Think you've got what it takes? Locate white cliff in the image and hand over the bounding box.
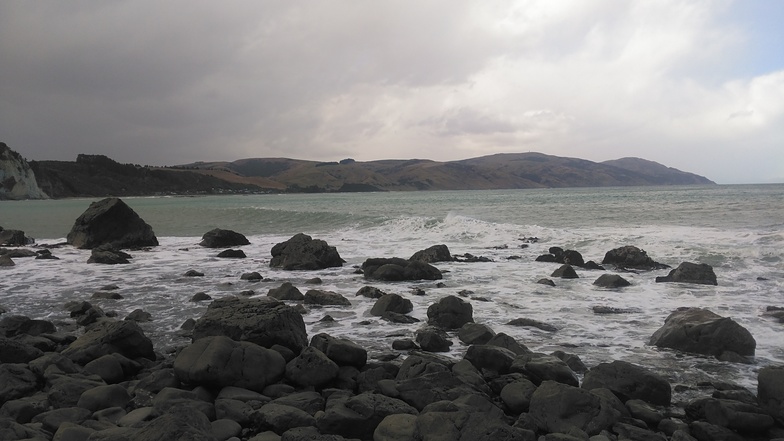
[0,142,48,200]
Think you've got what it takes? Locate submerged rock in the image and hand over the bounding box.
[593,273,631,288]
[199,228,249,248]
[67,197,158,249]
[362,257,442,281]
[655,261,718,285]
[602,245,669,270]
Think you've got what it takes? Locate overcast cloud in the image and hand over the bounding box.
[1,0,782,183]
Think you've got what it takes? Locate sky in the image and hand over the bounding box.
[1,1,782,184]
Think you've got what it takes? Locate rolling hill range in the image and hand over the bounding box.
[176,152,715,193]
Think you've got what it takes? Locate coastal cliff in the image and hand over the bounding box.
[0,142,48,200]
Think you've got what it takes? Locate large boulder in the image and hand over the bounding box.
[370,294,413,316]
[362,257,442,281]
[0,229,32,246]
[310,333,367,368]
[66,198,158,249]
[409,244,452,263]
[528,381,622,436]
[174,336,285,393]
[655,262,718,285]
[270,233,344,270]
[285,347,340,388]
[61,320,155,365]
[602,245,669,270]
[758,365,784,424]
[192,296,308,353]
[317,392,418,440]
[649,307,756,359]
[427,295,473,329]
[581,360,672,406]
[199,228,250,248]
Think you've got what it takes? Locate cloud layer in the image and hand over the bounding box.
[1,0,782,183]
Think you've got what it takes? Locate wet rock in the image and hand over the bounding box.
[0,337,44,363]
[1,315,56,337]
[537,278,556,286]
[507,317,558,332]
[426,295,473,329]
[602,245,669,270]
[758,365,784,424]
[184,269,204,277]
[91,291,123,300]
[649,307,755,360]
[0,255,14,266]
[270,233,344,270]
[174,335,285,393]
[268,282,304,301]
[124,309,152,322]
[252,402,316,434]
[511,353,579,387]
[32,406,92,434]
[593,274,631,288]
[362,257,442,281]
[703,398,774,434]
[241,271,263,281]
[551,350,588,374]
[304,289,351,306]
[310,333,367,368]
[458,322,495,345]
[217,249,246,258]
[192,296,308,353]
[655,262,718,285]
[200,228,250,248]
[67,197,158,249]
[464,344,516,374]
[0,363,39,403]
[593,306,635,314]
[528,381,622,436]
[374,413,417,441]
[76,384,131,412]
[370,294,413,316]
[317,391,418,440]
[285,347,339,388]
[87,247,132,264]
[0,229,31,246]
[355,286,386,298]
[415,327,452,352]
[133,406,214,441]
[500,378,538,414]
[61,319,155,365]
[191,292,212,302]
[582,360,672,406]
[486,333,531,355]
[551,264,579,279]
[410,244,453,263]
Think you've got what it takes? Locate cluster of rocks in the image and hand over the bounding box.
[0,290,782,441]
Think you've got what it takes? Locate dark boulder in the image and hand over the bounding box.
[240,271,263,281]
[506,317,558,332]
[551,264,579,279]
[593,274,631,288]
[758,365,784,424]
[87,247,132,264]
[66,197,158,249]
[0,364,39,403]
[649,307,756,359]
[199,228,249,248]
[486,332,531,355]
[464,344,516,374]
[511,353,579,387]
[270,233,344,270]
[217,249,246,258]
[582,360,672,406]
[355,286,386,298]
[528,381,622,436]
[409,244,453,263]
[602,245,669,270]
[310,333,367,368]
[655,262,718,285]
[174,335,285,393]
[61,320,155,365]
[317,392,418,440]
[427,295,473,329]
[304,289,351,306]
[192,296,308,353]
[362,257,442,281]
[0,255,13,266]
[458,322,495,345]
[285,347,340,388]
[370,294,413,316]
[415,327,452,352]
[0,229,31,246]
[268,282,304,301]
[536,247,585,266]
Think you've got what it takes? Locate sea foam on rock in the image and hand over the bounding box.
[66,197,158,249]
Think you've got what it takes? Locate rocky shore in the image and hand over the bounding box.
[1,198,783,441]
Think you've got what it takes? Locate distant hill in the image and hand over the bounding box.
[177,152,715,192]
[21,146,714,199]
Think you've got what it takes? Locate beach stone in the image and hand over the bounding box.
[373,413,417,441]
[192,296,308,353]
[362,257,443,281]
[427,295,473,329]
[655,262,718,285]
[464,344,516,374]
[61,319,155,365]
[593,274,631,288]
[317,391,418,440]
[528,381,621,436]
[758,365,784,424]
[83,355,125,384]
[32,407,92,434]
[511,353,579,387]
[415,327,452,352]
[649,307,756,359]
[0,336,44,363]
[76,384,131,412]
[689,421,746,441]
[0,363,39,403]
[602,245,668,270]
[500,378,538,414]
[304,289,351,306]
[133,406,214,441]
[270,233,344,270]
[409,244,452,263]
[241,271,263,281]
[551,264,579,279]
[310,333,367,368]
[703,398,774,433]
[285,346,339,387]
[252,402,317,433]
[67,197,158,249]
[271,391,324,416]
[211,418,242,440]
[217,249,246,258]
[458,322,495,345]
[613,422,668,441]
[582,360,672,406]
[267,282,303,301]
[370,294,413,316]
[124,308,152,322]
[87,247,132,264]
[0,393,50,424]
[0,418,49,440]
[487,332,532,355]
[355,286,386,298]
[174,335,285,393]
[200,228,250,248]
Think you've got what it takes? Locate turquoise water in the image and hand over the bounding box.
[1,184,783,393]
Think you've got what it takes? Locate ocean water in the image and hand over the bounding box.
[1,184,783,399]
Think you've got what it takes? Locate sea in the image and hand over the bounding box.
[1,184,783,401]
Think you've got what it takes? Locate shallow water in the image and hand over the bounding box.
[1,185,783,397]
